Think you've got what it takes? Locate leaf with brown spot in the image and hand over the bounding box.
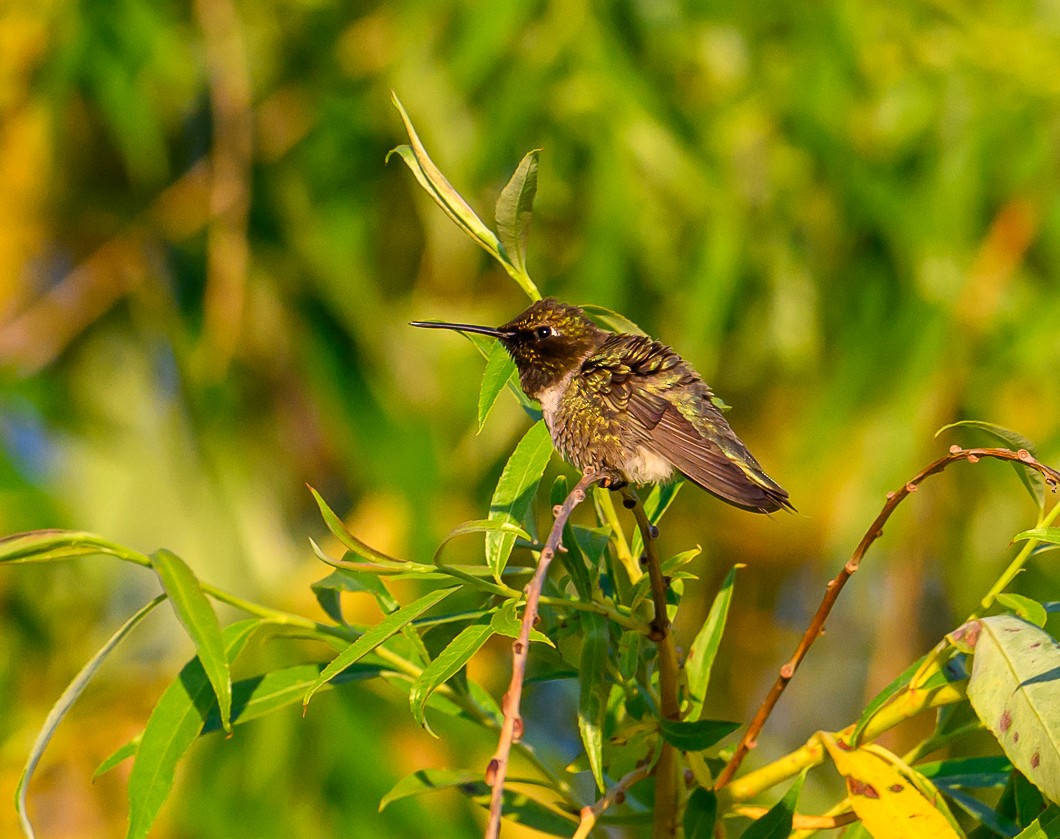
[820,734,963,838]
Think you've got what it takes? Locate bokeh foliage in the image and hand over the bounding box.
[1,0,1059,836]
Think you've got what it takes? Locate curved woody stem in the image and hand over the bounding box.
[714,445,1060,790]
[485,471,603,839]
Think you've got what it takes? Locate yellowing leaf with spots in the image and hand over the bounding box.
[820,734,963,839]
[962,615,1060,804]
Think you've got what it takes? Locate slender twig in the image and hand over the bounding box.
[485,471,603,839]
[715,445,1060,790]
[620,486,682,839]
[572,762,653,839]
[734,804,858,831]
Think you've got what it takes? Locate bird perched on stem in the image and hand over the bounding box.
[412,297,792,514]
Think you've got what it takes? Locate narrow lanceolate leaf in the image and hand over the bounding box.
[965,615,1060,804]
[486,420,554,580]
[409,623,494,732]
[820,735,963,839]
[494,149,541,294]
[1013,527,1060,548]
[310,568,396,625]
[304,587,458,709]
[308,486,402,564]
[685,565,739,720]
[659,719,740,752]
[464,331,541,420]
[0,529,149,566]
[17,596,164,839]
[852,654,928,745]
[126,619,262,839]
[478,341,517,432]
[150,550,231,733]
[433,519,531,565]
[379,768,481,811]
[1015,805,1060,839]
[94,737,140,778]
[489,599,553,647]
[684,788,718,839]
[997,593,1049,627]
[578,612,609,792]
[741,770,806,839]
[936,420,1045,511]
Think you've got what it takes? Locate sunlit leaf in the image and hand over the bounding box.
[17,596,164,839]
[578,612,609,792]
[684,565,739,720]
[308,486,402,564]
[150,549,231,733]
[965,615,1060,804]
[304,586,458,708]
[478,341,517,432]
[1015,805,1060,838]
[821,735,963,839]
[486,420,554,579]
[433,519,530,564]
[495,149,541,293]
[997,593,1049,627]
[409,622,493,732]
[0,529,148,566]
[489,599,553,646]
[379,768,481,811]
[126,619,262,839]
[311,569,395,625]
[1013,527,1060,548]
[94,737,140,779]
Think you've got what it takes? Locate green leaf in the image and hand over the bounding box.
[304,587,458,708]
[308,486,402,564]
[630,479,683,559]
[489,599,554,647]
[150,550,231,733]
[660,719,741,752]
[940,787,1020,837]
[17,596,164,839]
[486,420,554,579]
[388,94,541,301]
[433,519,531,564]
[578,612,609,792]
[936,421,1045,512]
[998,593,1049,627]
[379,768,480,811]
[0,529,149,566]
[478,341,517,432]
[409,623,494,732]
[495,149,540,287]
[203,662,388,734]
[1015,805,1060,838]
[966,615,1060,804]
[310,569,395,625]
[464,331,542,420]
[94,737,140,779]
[917,755,1012,788]
[1013,527,1060,548]
[126,619,262,839]
[684,787,718,839]
[580,304,648,336]
[741,771,805,839]
[684,565,739,720]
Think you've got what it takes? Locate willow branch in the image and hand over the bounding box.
[621,486,681,839]
[715,445,1060,790]
[485,471,603,839]
[572,762,653,839]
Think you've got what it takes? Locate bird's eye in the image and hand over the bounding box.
[534,326,552,340]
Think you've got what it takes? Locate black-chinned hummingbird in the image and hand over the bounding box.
[411,298,792,514]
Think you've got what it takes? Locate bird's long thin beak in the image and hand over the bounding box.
[409,320,512,338]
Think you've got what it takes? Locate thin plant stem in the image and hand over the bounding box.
[572,762,653,839]
[485,471,603,839]
[620,486,681,839]
[714,445,1060,790]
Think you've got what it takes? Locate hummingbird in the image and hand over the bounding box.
[411,298,792,514]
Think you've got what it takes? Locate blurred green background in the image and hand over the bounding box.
[1,0,1059,836]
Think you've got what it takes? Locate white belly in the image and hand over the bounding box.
[623,447,675,483]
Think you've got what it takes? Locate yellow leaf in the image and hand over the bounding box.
[820,734,963,839]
